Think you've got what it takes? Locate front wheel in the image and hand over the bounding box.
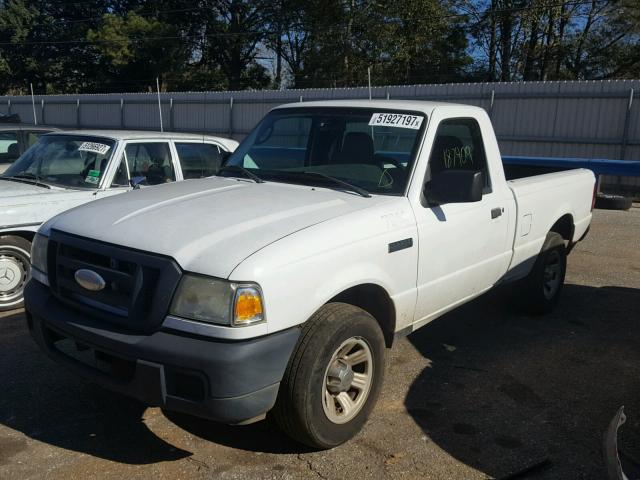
[273,303,386,449]
[0,236,32,311]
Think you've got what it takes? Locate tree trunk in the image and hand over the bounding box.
[488,0,498,81]
[499,0,513,82]
[523,7,540,81]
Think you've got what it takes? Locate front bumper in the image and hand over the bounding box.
[25,280,300,424]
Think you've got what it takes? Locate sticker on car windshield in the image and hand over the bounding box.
[368,113,424,130]
[78,142,110,155]
[84,170,102,184]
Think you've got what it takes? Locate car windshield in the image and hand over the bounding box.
[224,107,426,195]
[2,135,116,189]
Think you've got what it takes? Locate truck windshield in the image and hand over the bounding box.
[224,107,426,195]
[2,135,116,189]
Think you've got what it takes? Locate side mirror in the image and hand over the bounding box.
[129,176,147,189]
[424,170,484,205]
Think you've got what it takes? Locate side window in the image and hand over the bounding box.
[124,142,175,185]
[26,131,46,147]
[0,131,19,164]
[428,118,490,191]
[175,142,222,179]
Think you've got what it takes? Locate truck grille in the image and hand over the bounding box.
[48,230,182,332]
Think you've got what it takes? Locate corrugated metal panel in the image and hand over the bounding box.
[2,80,639,192]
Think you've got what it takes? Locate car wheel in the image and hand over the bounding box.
[273,303,386,449]
[514,232,567,315]
[0,235,32,311]
[595,194,633,211]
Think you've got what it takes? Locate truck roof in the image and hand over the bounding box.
[273,99,483,115]
[45,129,237,149]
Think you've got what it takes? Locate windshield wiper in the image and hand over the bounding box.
[293,171,371,198]
[216,165,265,183]
[0,173,50,189]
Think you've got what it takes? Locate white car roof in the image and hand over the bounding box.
[273,99,482,115]
[44,130,238,151]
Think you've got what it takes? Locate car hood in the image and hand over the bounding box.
[0,179,55,198]
[45,177,380,278]
[0,179,94,228]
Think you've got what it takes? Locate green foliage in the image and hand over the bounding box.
[0,0,637,94]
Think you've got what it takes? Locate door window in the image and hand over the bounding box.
[0,131,19,164]
[110,158,130,187]
[428,118,491,191]
[123,142,175,185]
[175,142,223,179]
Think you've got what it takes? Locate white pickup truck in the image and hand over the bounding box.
[0,130,238,310]
[25,100,595,449]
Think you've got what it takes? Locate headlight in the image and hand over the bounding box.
[30,233,49,282]
[170,274,264,327]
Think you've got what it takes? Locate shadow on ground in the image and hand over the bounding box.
[404,283,640,479]
[0,311,311,466]
[0,311,190,465]
[2,282,639,475]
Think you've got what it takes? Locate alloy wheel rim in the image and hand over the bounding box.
[322,337,373,424]
[543,250,562,300]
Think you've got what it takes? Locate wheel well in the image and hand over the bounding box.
[0,230,35,243]
[549,214,574,243]
[329,284,396,347]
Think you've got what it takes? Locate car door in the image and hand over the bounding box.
[411,114,512,327]
[173,141,225,179]
[121,141,177,185]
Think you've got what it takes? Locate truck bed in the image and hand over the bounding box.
[504,168,595,282]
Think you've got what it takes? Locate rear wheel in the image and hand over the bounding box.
[273,303,386,449]
[514,232,566,315]
[0,236,31,311]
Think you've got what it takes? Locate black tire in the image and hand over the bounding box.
[0,235,32,311]
[595,194,633,211]
[273,303,386,449]
[514,232,566,315]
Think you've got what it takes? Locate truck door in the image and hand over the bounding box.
[412,116,512,326]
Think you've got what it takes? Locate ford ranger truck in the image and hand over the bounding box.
[0,130,238,310]
[24,101,595,449]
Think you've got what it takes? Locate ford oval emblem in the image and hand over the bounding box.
[74,269,106,292]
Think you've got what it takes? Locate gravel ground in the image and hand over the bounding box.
[1,206,639,480]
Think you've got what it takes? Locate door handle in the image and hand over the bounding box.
[491,207,503,219]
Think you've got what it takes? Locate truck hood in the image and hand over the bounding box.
[45,177,378,277]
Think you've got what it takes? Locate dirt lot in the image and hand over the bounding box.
[1,206,639,480]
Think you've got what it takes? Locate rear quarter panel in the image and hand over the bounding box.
[505,168,595,281]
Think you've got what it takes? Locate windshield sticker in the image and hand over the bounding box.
[84,175,100,184]
[78,142,110,155]
[87,169,101,178]
[369,113,424,130]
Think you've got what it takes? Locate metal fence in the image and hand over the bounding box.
[1,79,639,192]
